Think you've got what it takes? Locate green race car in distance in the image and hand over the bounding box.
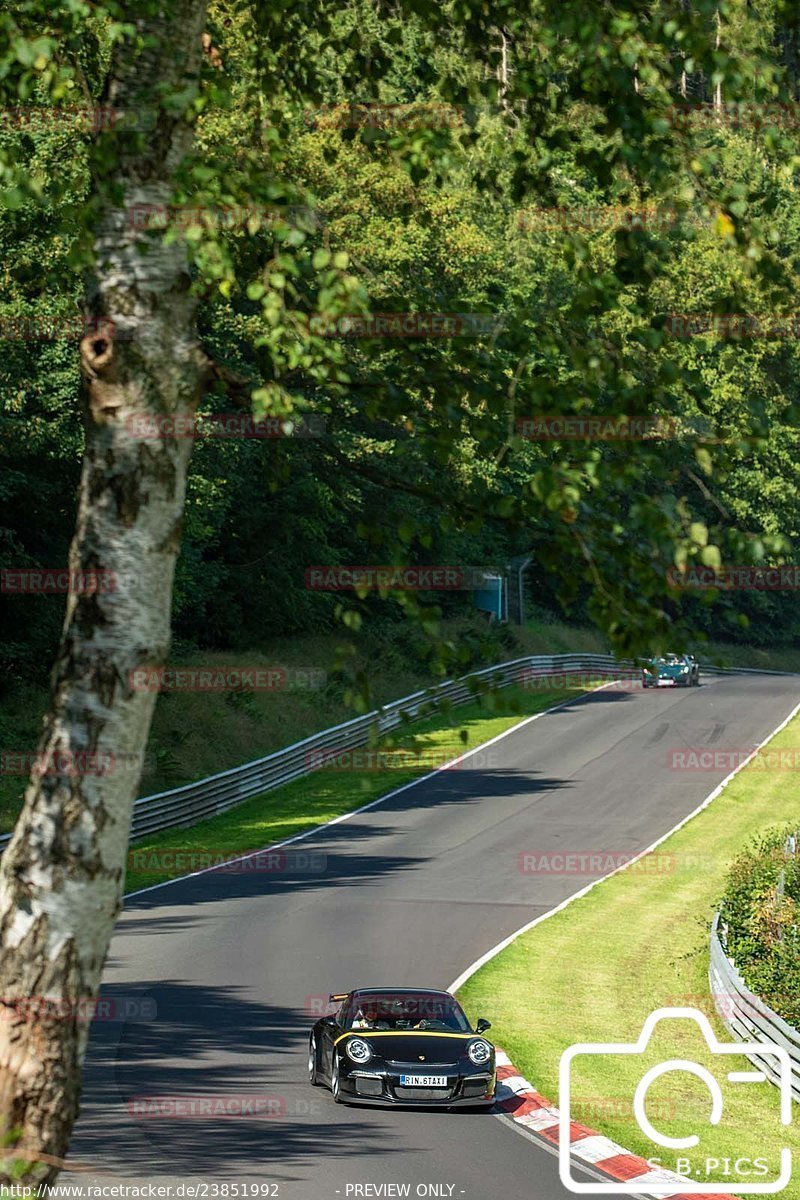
[642,653,700,688]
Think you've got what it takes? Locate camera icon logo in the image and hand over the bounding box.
[559,1008,792,1195]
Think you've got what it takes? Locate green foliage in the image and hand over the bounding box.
[720,823,800,1027]
[2,0,800,701]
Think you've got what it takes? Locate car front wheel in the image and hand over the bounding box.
[308,1035,321,1086]
[331,1054,343,1103]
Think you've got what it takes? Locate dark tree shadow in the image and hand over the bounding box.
[73,983,417,1178]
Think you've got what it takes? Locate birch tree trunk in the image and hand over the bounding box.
[714,8,723,110]
[497,27,510,114]
[0,1,208,1183]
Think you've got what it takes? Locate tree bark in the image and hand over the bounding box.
[714,8,722,110]
[497,26,510,113]
[0,1,208,1183]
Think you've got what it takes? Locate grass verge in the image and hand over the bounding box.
[123,681,589,894]
[458,704,800,1194]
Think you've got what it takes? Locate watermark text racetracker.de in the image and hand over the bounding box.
[515,206,688,234]
[304,748,499,772]
[664,313,800,338]
[668,747,800,771]
[0,314,118,341]
[305,566,491,591]
[572,1095,678,1123]
[668,564,800,590]
[1,995,156,1022]
[128,1095,320,1119]
[304,101,465,130]
[666,100,800,130]
[125,413,326,440]
[1,568,116,595]
[309,312,500,338]
[128,848,327,877]
[0,104,155,133]
[128,666,326,693]
[517,850,678,876]
[304,994,339,1016]
[516,667,642,690]
[515,415,675,441]
[127,202,320,233]
[664,992,800,1022]
[0,750,147,778]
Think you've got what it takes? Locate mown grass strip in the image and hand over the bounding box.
[458,706,800,1194]
[124,681,591,894]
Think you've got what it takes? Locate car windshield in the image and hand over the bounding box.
[343,992,471,1032]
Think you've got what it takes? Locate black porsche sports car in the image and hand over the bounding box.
[308,987,496,1108]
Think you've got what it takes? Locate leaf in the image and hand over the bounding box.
[398,518,415,544]
[700,545,722,569]
[715,212,735,238]
[694,447,713,476]
[0,189,26,210]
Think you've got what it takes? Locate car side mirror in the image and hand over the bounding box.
[475,1018,491,1034]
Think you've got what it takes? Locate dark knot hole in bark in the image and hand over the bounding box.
[80,332,115,376]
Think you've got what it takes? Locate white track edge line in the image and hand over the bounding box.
[448,692,800,992]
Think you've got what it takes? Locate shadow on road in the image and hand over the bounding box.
[73,982,407,1178]
[119,768,573,913]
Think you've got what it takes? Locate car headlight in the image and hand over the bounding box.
[468,1039,492,1066]
[345,1037,372,1064]
[680,665,689,672]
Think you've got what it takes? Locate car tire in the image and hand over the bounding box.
[308,1035,321,1086]
[331,1054,343,1103]
[692,674,700,686]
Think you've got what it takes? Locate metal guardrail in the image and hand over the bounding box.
[1,652,796,853]
[710,912,800,1102]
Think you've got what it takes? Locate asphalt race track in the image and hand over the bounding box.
[68,674,800,1200]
